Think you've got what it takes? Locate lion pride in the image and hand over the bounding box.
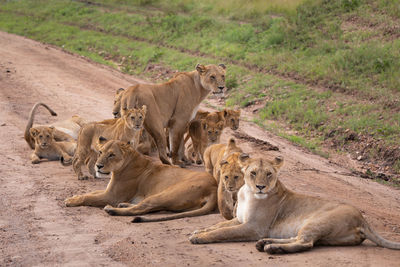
[120,64,226,167]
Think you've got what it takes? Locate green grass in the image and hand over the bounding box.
[0,0,399,176]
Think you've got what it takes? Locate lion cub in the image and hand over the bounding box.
[190,156,400,254]
[29,126,76,164]
[203,138,248,219]
[186,118,224,165]
[195,109,241,131]
[68,106,147,180]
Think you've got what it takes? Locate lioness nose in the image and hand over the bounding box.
[256,185,266,190]
[113,112,119,116]
[96,164,104,169]
[218,86,224,90]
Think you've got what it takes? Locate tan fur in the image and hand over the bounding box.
[190,156,400,254]
[194,109,241,130]
[65,139,217,222]
[120,64,226,167]
[69,106,146,180]
[203,138,247,219]
[24,102,86,149]
[29,126,76,164]
[186,118,224,165]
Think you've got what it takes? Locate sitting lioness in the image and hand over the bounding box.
[203,138,247,220]
[25,102,86,149]
[186,118,224,165]
[65,139,217,222]
[120,64,226,167]
[69,106,146,180]
[29,126,76,164]
[190,156,400,253]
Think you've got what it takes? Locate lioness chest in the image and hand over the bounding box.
[236,184,258,224]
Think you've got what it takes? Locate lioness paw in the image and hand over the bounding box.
[65,196,81,207]
[264,244,285,254]
[189,234,207,244]
[104,205,117,216]
[255,239,267,252]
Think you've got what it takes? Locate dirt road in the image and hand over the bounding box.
[0,31,399,266]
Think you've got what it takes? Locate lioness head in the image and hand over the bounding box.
[220,152,245,192]
[196,64,226,95]
[242,155,284,199]
[202,120,224,144]
[112,88,125,118]
[223,109,241,130]
[30,126,55,149]
[122,105,147,131]
[94,138,132,178]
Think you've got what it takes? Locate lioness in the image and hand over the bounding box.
[65,139,217,222]
[187,118,224,165]
[190,156,400,253]
[203,138,244,182]
[29,126,76,164]
[112,87,125,118]
[120,64,226,167]
[69,106,146,180]
[195,109,241,131]
[25,102,86,149]
[203,138,247,219]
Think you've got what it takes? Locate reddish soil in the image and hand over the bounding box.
[0,31,399,266]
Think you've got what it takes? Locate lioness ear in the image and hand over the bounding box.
[116,87,125,94]
[30,128,39,137]
[223,109,228,118]
[217,121,224,130]
[196,64,206,75]
[201,119,208,130]
[271,156,284,171]
[218,63,226,70]
[227,137,236,146]
[141,105,147,115]
[98,136,108,144]
[220,159,228,166]
[239,153,250,162]
[127,141,131,145]
[48,126,55,132]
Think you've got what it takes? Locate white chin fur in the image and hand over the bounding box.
[96,171,110,179]
[254,193,268,199]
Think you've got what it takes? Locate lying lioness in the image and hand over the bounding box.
[190,156,400,253]
[29,126,76,164]
[65,139,217,222]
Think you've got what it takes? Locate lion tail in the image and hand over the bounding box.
[131,192,217,223]
[24,102,58,149]
[361,221,400,249]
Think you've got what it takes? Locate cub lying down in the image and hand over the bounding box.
[65,139,217,222]
[29,126,76,164]
[190,156,400,254]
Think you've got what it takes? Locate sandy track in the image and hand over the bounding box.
[0,31,399,266]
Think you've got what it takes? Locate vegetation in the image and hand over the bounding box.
[0,0,399,181]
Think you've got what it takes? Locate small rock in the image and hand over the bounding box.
[357,155,363,161]
[1,123,6,126]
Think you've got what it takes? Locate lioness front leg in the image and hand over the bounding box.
[31,152,41,164]
[255,237,297,251]
[189,223,259,244]
[65,191,110,207]
[192,218,240,235]
[171,126,187,167]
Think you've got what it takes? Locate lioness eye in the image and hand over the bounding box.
[225,176,228,180]
[46,135,50,138]
[139,116,142,119]
[131,116,135,120]
[99,151,103,154]
[250,171,256,177]
[210,75,215,80]
[222,75,225,80]
[39,135,43,138]
[266,172,272,177]
[215,131,219,134]
[108,153,115,158]
[234,176,239,180]
[208,131,212,134]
